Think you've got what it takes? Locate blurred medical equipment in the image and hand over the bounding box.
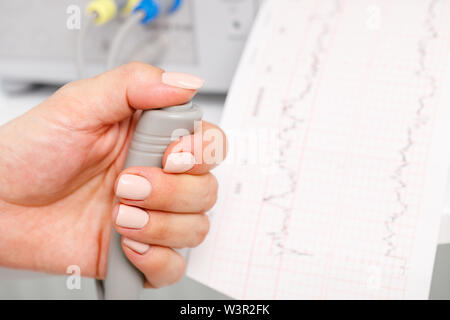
[0,0,260,93]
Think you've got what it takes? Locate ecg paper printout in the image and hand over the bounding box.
[187,0,450,299]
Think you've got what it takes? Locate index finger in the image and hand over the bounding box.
[162,121,228,175]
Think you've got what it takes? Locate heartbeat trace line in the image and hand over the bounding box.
[263,0,341,258]
[384,0,439,269]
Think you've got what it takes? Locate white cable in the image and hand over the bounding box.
[106,11,146,70]
[129,17,169,63]
[76,13,97,79]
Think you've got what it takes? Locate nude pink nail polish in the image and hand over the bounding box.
[116,204,149,229]
[163,152,196,173]
[123,238,150,254]
[116,174,151,200]
[162,72,205,90]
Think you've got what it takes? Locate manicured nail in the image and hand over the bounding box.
[116,204,149,229]
[116,174,151,200]
[163,152,196,173]
[123,238,150,254]
[162,72,205,90]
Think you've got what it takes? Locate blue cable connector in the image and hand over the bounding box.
[134,0,182,24]
[169,0,183,13]
[134,0,160,24]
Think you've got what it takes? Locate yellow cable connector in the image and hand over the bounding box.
[86,0,118,25]
[122,0,141,16]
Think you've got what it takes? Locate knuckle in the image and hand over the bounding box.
[201,174,218,211]
[189,215,210,247]
[122,61,146,74]
[121,62,163,79]
[148,250,186,288]
[148,250,171,276]
[172,257,187,284]
[148,214,171,242]
[216,126,229,161]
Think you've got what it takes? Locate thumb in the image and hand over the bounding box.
[41,62,204,127]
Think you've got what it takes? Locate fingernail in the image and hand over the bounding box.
[123,238,150,254]
[116,204,149,229]
[162,72,205,90]
[116,174,151,200]
[163,152,196,173]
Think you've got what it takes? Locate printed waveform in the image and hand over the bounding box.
[263,0,342,257]
[384,0,439,267]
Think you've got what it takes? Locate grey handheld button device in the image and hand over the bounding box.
[104,101,203,300]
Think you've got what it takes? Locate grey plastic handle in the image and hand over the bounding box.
[104,101,203,300]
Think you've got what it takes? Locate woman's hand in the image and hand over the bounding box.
[0,63,227,288]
